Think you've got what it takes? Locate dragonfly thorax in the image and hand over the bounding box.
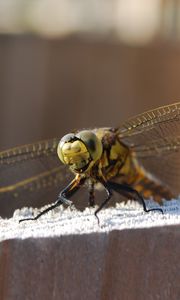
[57,130,103,173]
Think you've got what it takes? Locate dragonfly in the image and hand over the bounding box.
[0,102,180,222]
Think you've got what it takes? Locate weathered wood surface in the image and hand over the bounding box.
[0,202,180,300]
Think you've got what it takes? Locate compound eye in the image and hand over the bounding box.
[76,131,103,162]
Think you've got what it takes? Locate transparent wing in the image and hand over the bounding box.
[0,138,73,217]
[118,102,180,195]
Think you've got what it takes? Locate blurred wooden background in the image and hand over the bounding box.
[0,35,180,150]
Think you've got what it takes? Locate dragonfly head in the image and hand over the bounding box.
[57,130,103,173]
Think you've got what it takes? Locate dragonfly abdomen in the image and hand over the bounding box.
[133,174,174,203]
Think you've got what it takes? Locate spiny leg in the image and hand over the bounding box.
[19,176,86,222]
[88,181,95,207]
[94,180,112,224]
[108,181,163,214]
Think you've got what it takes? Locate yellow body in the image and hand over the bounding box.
[95,128,173,202]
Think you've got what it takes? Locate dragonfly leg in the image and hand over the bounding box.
[19,176,85,222]
[108,181,164,214]
[88,181,95,207]
[94,181,113,224]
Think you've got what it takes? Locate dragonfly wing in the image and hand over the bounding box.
[0,138,73,217]
[0,138,60,165]
[118,102,180,195]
